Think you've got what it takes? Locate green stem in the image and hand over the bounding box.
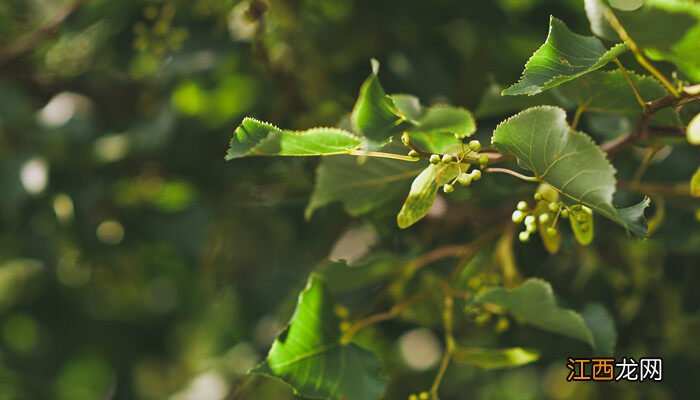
[613,58,647,109]
[571,105,585,130]
[430,287,455,400]
[486,168,539,182]
[347,149,419,162]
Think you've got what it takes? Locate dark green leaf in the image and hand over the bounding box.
[692,166,700,197]
[226,118,361,159]
[452,346,539,369]
[472,278,595,348]
[306,155,423,219]
[251,275,386,400]
[315,256,396,294]
[491,106,649,235]
[503,16,627,96]
[396,163,459,229]
[582,303,617,355]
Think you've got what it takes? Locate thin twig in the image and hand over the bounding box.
[485,167,539,182]
[571,105,585,130]
[613,58,647,109]
[0,0,86,66]
[430,287,455,400]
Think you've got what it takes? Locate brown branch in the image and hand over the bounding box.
[0,0,86,67]
[600,84,700,157]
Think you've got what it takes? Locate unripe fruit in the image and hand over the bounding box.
[430,154,440,164]
[470,169,482,181]
[561,209,569,218]
[548,202,559,212]
[408,149,419,158]
[495,317,510,333]
[401,132,410,146]
[409,395,418,400]
[469,140,482,152]
[573,204,583,211]
[583,206,593,215]
[517,201,528,211]
[479,154,489,165]
[524,215,536,226]
[546,227,557,237]
[458,173,472,186]
[442,154,453,163]
[443,183,454,193]
[580,222,589,232]
[512,210,525,223]
[577,214,587,223]
[418,392,430,400]
[539,213,550,223]
[534,192,543,201]
[518,231,530,242]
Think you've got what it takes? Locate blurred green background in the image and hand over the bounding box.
[1,0,699,399]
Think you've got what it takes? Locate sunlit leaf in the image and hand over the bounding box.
[503,16,627,96]
[691,166,700,197]
[226,118,361,159]
[472,278,595,348]
[251,275,386,400]
[688,112,700,145]
[491,106,649,235]
[452,346,539,369]
[396,163,459,228]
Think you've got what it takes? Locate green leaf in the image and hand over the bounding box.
[390,94,423,121]
[688,112,700,145]
[226,118,361,159]
[306,155,423,219]
[396,163,459,229]
[452,346,540,369]
[315,255,396,294]
[410,106,476,153]
[582,303,617,355]
[476,82,567,119]
[554,70,681,126]
[251,275,386,400]
[584,0,619,41]
[351,60,411,142]
[502,16,627,96]
[491,106,649,235]
[472,278,595,348]
[691,166,700,197]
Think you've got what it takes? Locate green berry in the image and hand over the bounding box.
[418,392,430,400]
[470,169,482,181]
[409,395,418,400]
[539,213,550,223]
[408,149,419,158]
[478,154,489,165]
[561,209,569,218]
[524,215,536,226]
[546,227,557,237]
[430,154,440,164]
[457,173,472,186]
[442,153,453,163]
[469,140,481,152]
[401,132,410,146]
[580,222,589,232]
[511,210,525,223]
[573,204,583,211]
[518,231,530,243]
[548,202,559,213]
[517,201,528,211]
[577,214,587,223]
[443,183,454,193]
[533,192,543,201]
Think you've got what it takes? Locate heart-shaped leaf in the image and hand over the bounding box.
[503,16,627,96]
[491,106,649,235]
[251,275,386,400]
[226,118,361,159]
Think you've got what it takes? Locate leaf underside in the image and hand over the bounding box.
[491,106,648,235]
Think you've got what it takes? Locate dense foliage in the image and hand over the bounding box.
[1,0,699,399]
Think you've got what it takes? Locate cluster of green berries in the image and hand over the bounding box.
[133,3,189,55]
[408,392,430,400]
[511,194,562,243]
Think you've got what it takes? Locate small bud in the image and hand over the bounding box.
[539,213,550,223]
[430,154,440,164]
[408,149,420,158]
[458,173,472,186]
[443,183,454,193]
[548,202,559,213]
[418,392,430,400]
[469,140,481,152]
[524,215,536,226]
[479,154,489,165]
[339,321,351,332]
[442,153,453,163]
[577,214,587,223]
[533,192,543,201]
[573,204,583,211]
[409,394,418,400]
[518,231,530,242]
[546,227,557,237]
[334,305,349,319]
[511,210,525,223]
[580,222,589,232]
[583,205,593,216]
[517,201,528,211]
[495,317,510,333]
[470,169,482,181]
[401,132,410,146]
[560,209,570,218]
